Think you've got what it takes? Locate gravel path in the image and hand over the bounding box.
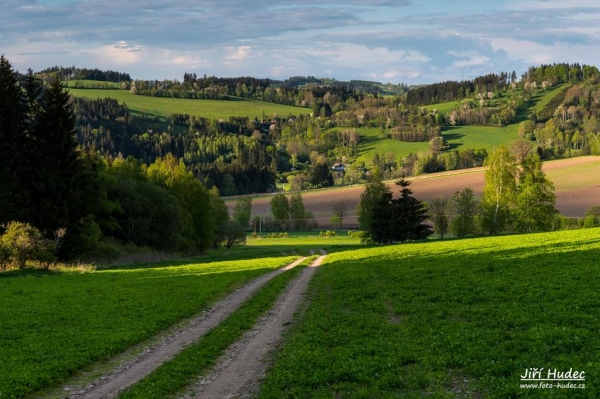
[58,257,308,399]
[182,251,327,399]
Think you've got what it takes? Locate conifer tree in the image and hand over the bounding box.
[27,78,97,256]
[0,56,26,225]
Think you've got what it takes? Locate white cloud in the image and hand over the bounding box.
[447,50,491,68]
[226,46,252,61]
[93,42,144,65]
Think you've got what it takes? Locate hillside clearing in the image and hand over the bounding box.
[68,88,308,120]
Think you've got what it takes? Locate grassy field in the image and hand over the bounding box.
[534,84,569,113]
[355,127,429,166]
[0,255,297,398]
[67,88,308,120]
[258,228,600,398]
[423,100,457,114]
[443,124,519,152]
[354,123,519,168]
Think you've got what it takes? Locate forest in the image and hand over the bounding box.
[0,57,230,263]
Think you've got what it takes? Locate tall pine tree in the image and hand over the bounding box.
[27,78,97,256]
[0,56,27,226]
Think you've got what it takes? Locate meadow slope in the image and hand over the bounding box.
[258,228,600,398]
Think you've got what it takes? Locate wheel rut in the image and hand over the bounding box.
[181,251,327,399]
[55,256,308,399]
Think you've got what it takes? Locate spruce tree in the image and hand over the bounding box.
[370,179,432,244]
[28,78,96,256]
[0,56,26,225]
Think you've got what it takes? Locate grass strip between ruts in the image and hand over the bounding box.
[117,257,315,399]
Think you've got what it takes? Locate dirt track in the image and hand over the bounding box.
[182,252,327,399]
[56,257,308,399]
[227,156,600,226]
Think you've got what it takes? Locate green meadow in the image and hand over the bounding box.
[3,228,599,398]
[258,228,600,398]
[67,88,308,120]
[355,127,429,165]
[0,255,296,398]
[355,124,519,167]
[443,124,519,152]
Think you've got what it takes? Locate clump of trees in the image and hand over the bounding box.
[358,170,432,244]
[426,147,559,238]
[266,193,318,231]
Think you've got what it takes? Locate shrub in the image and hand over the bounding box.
[347,230,367,239]
[0,222,49,269]
[583,215,599,229]
[319,230,337,238]
[558,216,581,230]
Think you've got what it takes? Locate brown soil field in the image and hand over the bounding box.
[226,156,600,228]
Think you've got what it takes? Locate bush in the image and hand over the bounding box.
[0,222,53,269]
[558,216,581,230]
[319,230,337,238]
[583,215,599,228]
[586,206,600,217]
[347,230,367,239]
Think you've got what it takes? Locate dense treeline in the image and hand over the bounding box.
[0,56,228,262]
[37,66,131,83]
[128,76,367,109]
[406,72,514,105]
[522,63,600,85]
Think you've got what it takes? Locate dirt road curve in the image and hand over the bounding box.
[183,252,327,399]
[62,257,308,399]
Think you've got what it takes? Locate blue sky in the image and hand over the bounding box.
[2,0,600,84]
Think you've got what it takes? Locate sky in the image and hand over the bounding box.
[2,0,600,84]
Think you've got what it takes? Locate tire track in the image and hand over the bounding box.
[58,257,308,399]
[183,252,327,399]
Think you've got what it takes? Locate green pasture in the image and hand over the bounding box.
[355,124,518,168]
[0,255,297,398]
[67,88,308,120]
[423,100,457,114]
[533,84,569,113]
[355,127,429,166]
[442,124,519,153]
[259,228,600,398]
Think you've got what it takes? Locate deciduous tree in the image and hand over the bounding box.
[233,197,252,228]
[357,168,387,235]
[450,188,478,237]
[331,201,348,229]
[428,196,450,239]
[270,194,289,230]
[289,192,307,230]
[481,146,517,235]
[514,155,557,232]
